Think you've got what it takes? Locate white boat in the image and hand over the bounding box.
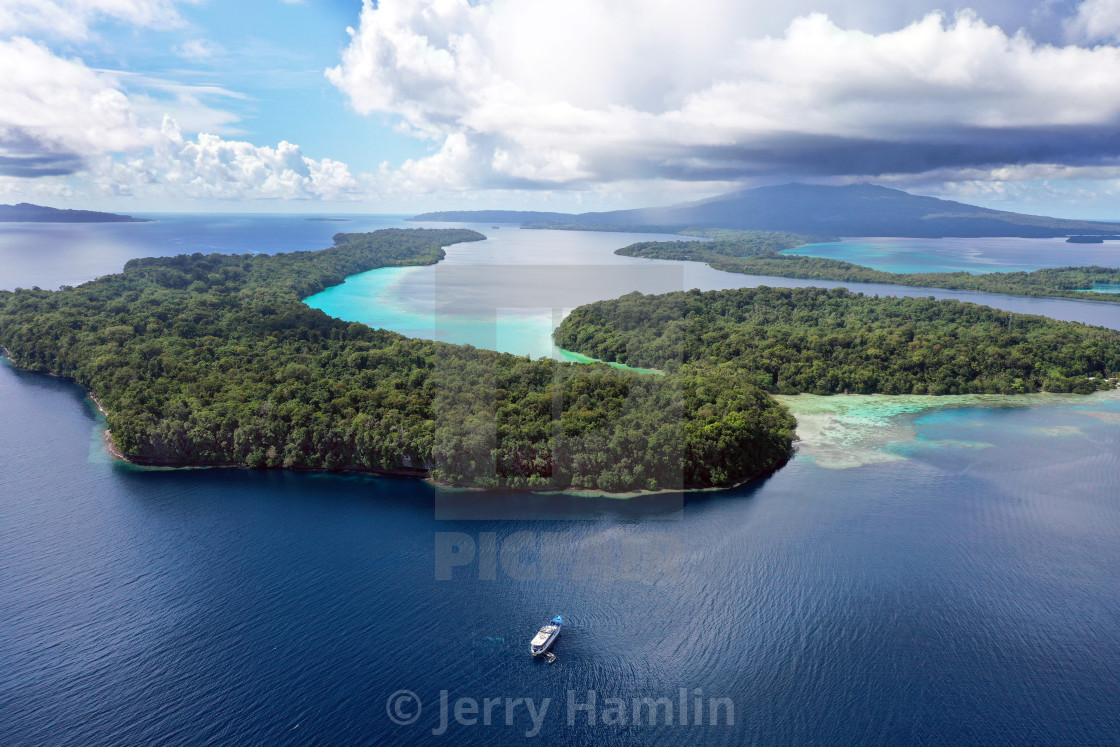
[530,615,562,656]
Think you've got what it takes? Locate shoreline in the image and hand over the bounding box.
[0,345,774,496]
[1,345,134,464]
[89,394,129,462]
[4,344,1117,494]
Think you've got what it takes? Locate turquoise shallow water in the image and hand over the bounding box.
[786,237,1120,274]
[303,268,665,372]
[779,391,1120,469]
[306,265,586,362]
[1080,282,1120,294]
[305,224,710,362]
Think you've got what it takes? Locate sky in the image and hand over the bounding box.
[4,0,1120,217]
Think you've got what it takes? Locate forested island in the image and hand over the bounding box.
[0,203,149,223]
[554,287,1120,395]
[618,234,1120,302]
[0,229,796,492]
[1067,235,1119,243]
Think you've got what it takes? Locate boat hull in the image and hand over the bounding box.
[530,630,559,656]
[529,616,562,655]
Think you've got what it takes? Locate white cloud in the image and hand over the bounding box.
[693,12,1120,132]
[0,35,361,202]
[91,117,361,201]
[0,0,196,40]
[885,167,1120,219]
[0,37,160,174]
[1068,0,1120,41]
[327,1,1120,192]
[111,71,248,136]
[0,173,74,199]
[388,132,476,192]
[0,37,252,176]
[174,38,225,61]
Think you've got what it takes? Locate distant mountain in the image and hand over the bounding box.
[0,203,149,223]
[413,184,1120,238]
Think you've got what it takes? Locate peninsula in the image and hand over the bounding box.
[0,229,796,493]
[616,233,1120,303]
[554,286,1120,395]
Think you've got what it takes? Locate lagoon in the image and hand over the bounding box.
[785,236,1120,274]
[305,225,1120,363]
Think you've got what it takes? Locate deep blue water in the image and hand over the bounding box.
[4,351,1120,745]
[3,217,1120,745]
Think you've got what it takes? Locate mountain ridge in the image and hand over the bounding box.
[412,183,1120,238]
[0,203,149,223]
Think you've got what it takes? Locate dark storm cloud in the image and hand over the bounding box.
[463,122,1120,191]
[0,154,86,178]
[0,130,86,178]
[631,125,1120,182]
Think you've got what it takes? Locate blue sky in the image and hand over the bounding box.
[84,1,427,171]
[4,0,1120,217]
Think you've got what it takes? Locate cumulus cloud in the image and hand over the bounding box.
[0,173,74,199]
[90,118,360,201]
[1068,0,1120,41]
[0,35,361,202]
[327,0,1120,192]
[0,37,251,176]
[0,0,195,40]
[877,162,1120,218]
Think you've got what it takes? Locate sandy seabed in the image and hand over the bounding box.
[777,390,1120,469]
